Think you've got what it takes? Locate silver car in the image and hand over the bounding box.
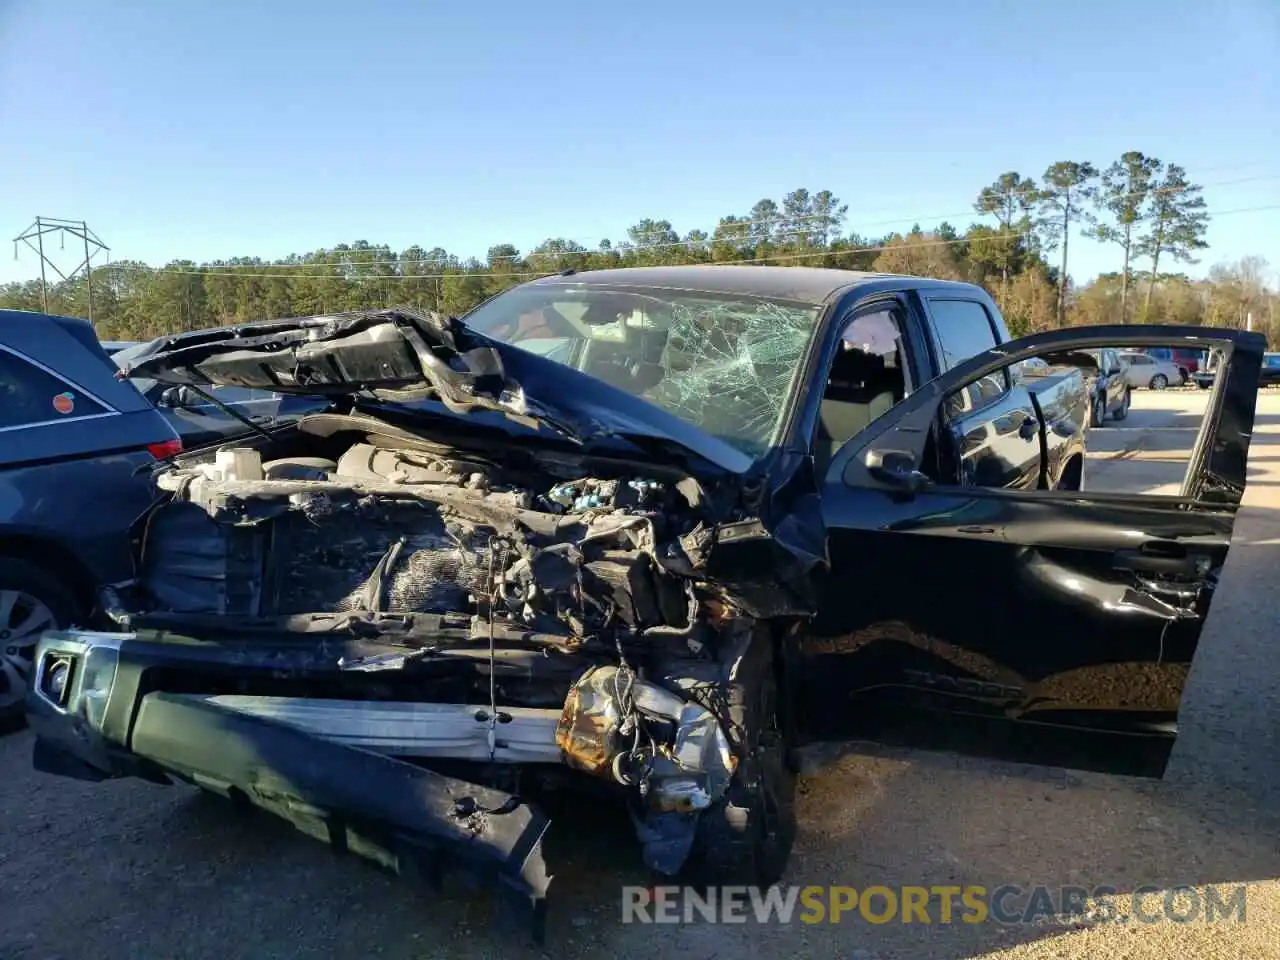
[1119,351,1181,390]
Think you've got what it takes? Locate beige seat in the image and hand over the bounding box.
[813,343,904,478]
[815,392,896,477]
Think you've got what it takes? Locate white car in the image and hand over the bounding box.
[1119,351,1182,390]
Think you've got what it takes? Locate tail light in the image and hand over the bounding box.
[147,437,183,460]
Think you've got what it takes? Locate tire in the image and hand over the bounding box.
[683,633,797,888]
[1113,390,1130,421]
[1089,394,1106,428]
[1149,374,1169,390]
[0,558,84,734]
[1178,368,1190,386]
[1054,455,1084,491]
[1198,381,1211,390]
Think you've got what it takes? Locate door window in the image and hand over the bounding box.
[927,300,1001,371]
[0,348,108,429]
[927,299,1008,413]
[813,305,910,477]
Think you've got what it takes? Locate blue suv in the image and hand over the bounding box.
[0,310,182,730]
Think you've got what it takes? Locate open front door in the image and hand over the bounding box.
[800,325,1265,777]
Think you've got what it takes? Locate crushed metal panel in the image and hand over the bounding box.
[188,695,565,763]
[129,692,553,941]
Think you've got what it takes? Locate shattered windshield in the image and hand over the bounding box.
[463,284,821,457]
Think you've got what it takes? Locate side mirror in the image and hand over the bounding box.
[158,386,195,408]
[865,448,932,494]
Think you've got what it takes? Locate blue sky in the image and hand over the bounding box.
[1,0,1277,287]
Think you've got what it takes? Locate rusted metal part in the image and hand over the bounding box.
[555,665,737,813]
[554,669,624,776]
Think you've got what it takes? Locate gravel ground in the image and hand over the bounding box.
[2,390,1279,960]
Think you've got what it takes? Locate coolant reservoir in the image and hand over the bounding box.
[214,447,264,482]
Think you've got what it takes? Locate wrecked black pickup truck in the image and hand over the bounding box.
[27,266,1265,936]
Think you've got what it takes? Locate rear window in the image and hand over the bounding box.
[0,348,108,429]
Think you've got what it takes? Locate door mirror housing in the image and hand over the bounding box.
[865,448,932,494]
[158,385,197,408]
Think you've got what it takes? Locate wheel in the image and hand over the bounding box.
[683,634,797,888]
[1198,381,1211,390]
[1149,374,1169,390]
[0,558,84,734]
[1089,394,1106,428]
[1178,368,1190,385]
[1113,389,1130,421]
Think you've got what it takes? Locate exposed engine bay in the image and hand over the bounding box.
[115,410,795,873]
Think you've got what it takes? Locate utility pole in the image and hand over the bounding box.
[12,217,109,326]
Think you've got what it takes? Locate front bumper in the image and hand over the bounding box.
[28,625,743,929]
[27,630,553,940]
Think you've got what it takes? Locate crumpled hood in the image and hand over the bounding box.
[116,307,754,476]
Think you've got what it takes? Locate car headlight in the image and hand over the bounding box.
[40,655,74,706]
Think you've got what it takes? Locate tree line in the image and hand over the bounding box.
[3,152,1276,346]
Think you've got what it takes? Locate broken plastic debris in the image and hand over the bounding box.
[649,777,713,812]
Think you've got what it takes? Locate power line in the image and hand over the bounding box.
[92,201,1280,282]
[91,171,1280,276]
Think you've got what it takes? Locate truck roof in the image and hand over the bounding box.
[527,265,989,306]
